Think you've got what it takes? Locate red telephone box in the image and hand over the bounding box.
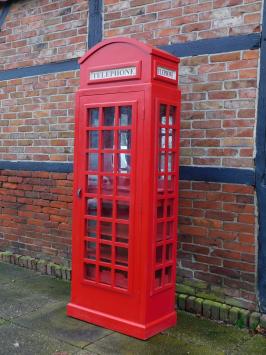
[67,38,181,340]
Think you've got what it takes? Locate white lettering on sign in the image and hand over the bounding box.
[157,66,176,80]
[90,66,137,80]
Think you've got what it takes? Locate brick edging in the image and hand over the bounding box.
[1,251,266,330]
[0,251,71,281]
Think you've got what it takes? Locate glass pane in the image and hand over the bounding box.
[157,222,164,242]
[159,153,165,172]
[103,107,115,126]
[166,221,173,240]
[99,266,111,285]
[117,201,129,220]
[166,244,173,261]
[157,175,165,193]
[100,244,112,263]
[100,221,112,241]
[102,153,114,172]
[88,108,99,127]
[85,264,96,281]
[168,129,174,149]
[115,247,128,266]
[115,270,128,289]
[157,199,164,218]
[155,269,162,288]
[87,175,98,193]
[88,131,98,149]
[118,153,131,173]
[88,153,98,171]
[87,197,97,216]
[169,106,176,125]
[165,266,172,284]
[117,176,130,196]
[167,199,174,217]
[101,200,113,218]
[167,175,175,192]
[168,153,173,172]
[103,131,114,149]
[87,219,97,238]
[85,241,96,260]
[116,223,129,243]
[101,176,113,195]
[156,246,163,264]
[119,130,131,150]
[119,106,132,126]
[160,128,166,148]
[160,104,167,125]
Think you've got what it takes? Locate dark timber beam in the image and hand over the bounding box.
[0,0,12,30]
[0,161,255,186]
[160,33,261,57]
[88,0,103,49]
[256,2,266,313]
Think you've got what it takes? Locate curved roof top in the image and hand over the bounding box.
[79,37,179,64]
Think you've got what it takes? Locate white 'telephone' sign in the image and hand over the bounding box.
[90,66,137,80]
[157,66,177,80]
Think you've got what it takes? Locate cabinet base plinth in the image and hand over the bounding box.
[67,303,177,340]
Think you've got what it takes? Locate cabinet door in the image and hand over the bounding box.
[73,91,144,318]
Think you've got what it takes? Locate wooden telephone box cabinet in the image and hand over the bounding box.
[67,38,181,339]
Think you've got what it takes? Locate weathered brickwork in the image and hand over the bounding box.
[178,180,256,310]
[179,49,258,168]
[104,0,262,45]
[0,170,73,265]
[0,0,88,70]
[0,71,79,161]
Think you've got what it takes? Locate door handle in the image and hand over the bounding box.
[77,188,82,198]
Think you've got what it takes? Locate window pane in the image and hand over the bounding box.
[115,270,128,289]
[100,244,112,263]
[165,266,172,284]
[86,219,96,238]
[118,153,131,173]
[99,266,111,285]
[88,153,98,171]
[159,153,165,172]
[155,269,162,288]
[87,197,97,216]
[117,201,129,220]
[88,131,98,149]
[157,223,164,242]
[88,108,99,127]
[116,223,129,243]
[101,200,113,218]
[85,241,96,260]
[101,176,113,195]
[119,130,131,150]
[115,247,128,266]
[103,131,114,149]
[117,176,130,196]
[169,106,176,125]
[85,264,96,281]
[166,244,173,261]
[87,175,98,193]
[103,107,115,126]
[156,246,163,264]
[100,221,112,241]
[160,128,166,148]
[102,153,114,172]
[157,199,164,218]
[119,106,132,126]
[160,104,167,125]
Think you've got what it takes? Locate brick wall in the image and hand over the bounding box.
[0,170,73,266]
[0,0,263,310]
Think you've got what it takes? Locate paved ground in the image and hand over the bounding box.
[0,262,266,355]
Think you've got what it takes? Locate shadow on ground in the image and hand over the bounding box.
[0,262,266,355]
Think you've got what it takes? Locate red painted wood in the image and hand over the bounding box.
[67,37,181,340]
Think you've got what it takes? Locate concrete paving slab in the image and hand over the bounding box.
[163,311,250,353]
[0,282,58,320]
[14,302,112,348]
[85,332,223,355]
[0,262,36,285]
[0,322,81,355]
